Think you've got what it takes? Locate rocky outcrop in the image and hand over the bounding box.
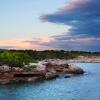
[45,63,84,75]
[45,71,58,80]
[63,65,84,74]
[0,62,84,84]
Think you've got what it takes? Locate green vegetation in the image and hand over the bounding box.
[0,49,100,68]
[13,50,99,60]
[0,51,35,68]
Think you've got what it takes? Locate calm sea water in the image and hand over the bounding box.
[0,63,100,100]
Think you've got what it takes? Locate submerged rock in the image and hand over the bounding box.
[64,75,71,78]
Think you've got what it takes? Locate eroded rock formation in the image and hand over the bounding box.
[0,63,84,84]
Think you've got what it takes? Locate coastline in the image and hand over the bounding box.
[44,56,100,64]
[0,61,84,85]
[0,57,100,85]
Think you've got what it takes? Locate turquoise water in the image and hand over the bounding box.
[0,63,100,100]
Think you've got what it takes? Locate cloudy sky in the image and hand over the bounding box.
[0,0,100,51]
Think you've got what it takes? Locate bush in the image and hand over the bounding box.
[0,51,36,68]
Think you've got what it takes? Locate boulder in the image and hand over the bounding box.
[64,65,84,74]
[45,71,58,80]
[0,65,10,72]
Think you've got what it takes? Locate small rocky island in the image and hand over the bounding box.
[0,62,84,84]
[1,50,96,84]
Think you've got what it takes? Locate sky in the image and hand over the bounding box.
[0,0,100,51]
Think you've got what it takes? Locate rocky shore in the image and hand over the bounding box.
[0,62,84,85]
[45,56,100,64]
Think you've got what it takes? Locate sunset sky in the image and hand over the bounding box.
[0,0,100,51]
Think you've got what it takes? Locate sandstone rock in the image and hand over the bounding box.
[45,63,84,75]
[65,65,84,74]
[0,79,10,84]
[45,71,58,80]
[0,62,84,84]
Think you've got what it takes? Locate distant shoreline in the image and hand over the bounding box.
[43,56,100,64]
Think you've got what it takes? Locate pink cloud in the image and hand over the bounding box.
[31,37,54,43]
[61,0,90,11]
[0,35,99,51]
[0,39,39,50]
[0,37,56,50]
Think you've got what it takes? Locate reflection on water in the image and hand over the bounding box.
[0,63,100,100]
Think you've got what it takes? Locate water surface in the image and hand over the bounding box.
[0,63,100,100]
